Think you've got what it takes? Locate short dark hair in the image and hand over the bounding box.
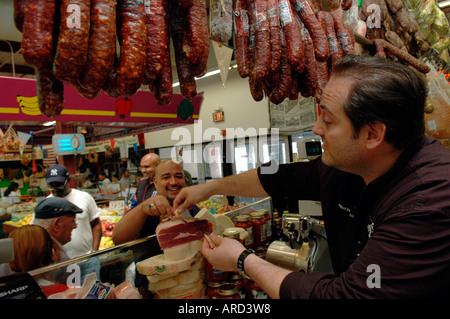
[331,55,427,150]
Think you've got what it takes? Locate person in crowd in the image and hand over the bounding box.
[97,171,111,193]
[119,167,131,192]
[33,197,82,261]
[2,181,21,204]
[172,55,450,298]
[111,174,119,183]
[80,175,94,189]
[44,164,102,280]
[8,225,59,272]
[113,159,200,244]
[128,153,161,211]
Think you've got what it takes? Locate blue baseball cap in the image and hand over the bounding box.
[46,164,69,184]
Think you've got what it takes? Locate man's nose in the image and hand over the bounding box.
[312,119,323,136]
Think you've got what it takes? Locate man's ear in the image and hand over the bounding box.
[365,122,387,150]
[51,218,61,233]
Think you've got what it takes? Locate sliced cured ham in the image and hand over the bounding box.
[156,217,213,250]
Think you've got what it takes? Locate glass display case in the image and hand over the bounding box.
[23,197,273,297]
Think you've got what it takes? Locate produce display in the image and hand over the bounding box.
[100,217,119,249]
[197,199,246,213]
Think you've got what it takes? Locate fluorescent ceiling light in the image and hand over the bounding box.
[172,64,238,88]
[43,121,56,126]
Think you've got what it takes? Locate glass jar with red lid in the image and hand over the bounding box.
[228,273,246,299]
[250,211,267,246]
[235,214,253,248]
[262,210,272,242]
[205,259,229,282]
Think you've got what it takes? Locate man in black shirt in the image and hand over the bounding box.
[172,55,450,298]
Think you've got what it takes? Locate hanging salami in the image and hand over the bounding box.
[114,0,147,97]
[54,0,91,84]
[233,0,251,78]
[78,0,117,93]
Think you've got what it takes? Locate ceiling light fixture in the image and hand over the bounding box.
[43,121,56,126]
[172,64,238,87]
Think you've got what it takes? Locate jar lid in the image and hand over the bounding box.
[218,284,238,296]
[250,211,264,219]
[228,273,243,281]
[208,281,225,288]
[236,214,250,222]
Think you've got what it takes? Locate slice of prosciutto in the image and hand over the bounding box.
[156,217,214,250]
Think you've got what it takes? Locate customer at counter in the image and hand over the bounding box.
[173,55,450,298]
[33,197,82,262]
[113,159,200,244]
[8,225,58,272]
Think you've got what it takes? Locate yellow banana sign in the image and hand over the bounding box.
[16,95,42,116]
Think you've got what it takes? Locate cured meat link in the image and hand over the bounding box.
[372,39,430,74]
[144,0,173,105]
[298,21,318,98]
[156,218,213,250]
[54,0,91,84]
[36,64,65,118]
[183,0,209,66]
[330,10,355,56]
[269,46,292,104]
[233,0,251,78]
[277,0,305,74]
[144,0,170,80]
[171,2,197,100]
[268,0,281,74]
[290,0,329,62]
[317,10,342,71]
[13,0,27,32]
[314,60,328,104]
[79,0,117,92]
[115,0,147,97]
[250,0,271,83]
[21,0,57,69]
[210,0,233,43]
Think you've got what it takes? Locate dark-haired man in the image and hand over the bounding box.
[173,55,450,298]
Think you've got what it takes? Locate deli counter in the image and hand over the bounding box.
[0,197,332,299]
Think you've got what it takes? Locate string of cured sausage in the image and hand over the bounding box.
[14,0,432,117]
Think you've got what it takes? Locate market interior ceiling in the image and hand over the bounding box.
[0,0,231,146]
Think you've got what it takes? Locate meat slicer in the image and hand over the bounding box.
[266,214,333,273]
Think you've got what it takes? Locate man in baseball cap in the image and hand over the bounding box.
[33,197,82,261]
[46,164,70,184]
[43,164,102,277]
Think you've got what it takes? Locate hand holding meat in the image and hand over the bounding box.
[201,233,246,272]
[142,195,174,219]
